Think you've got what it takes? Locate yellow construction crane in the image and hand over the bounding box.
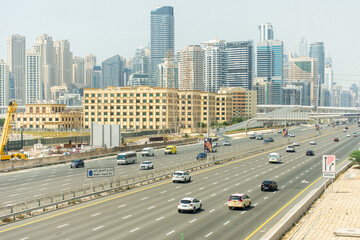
[0,101,28,160]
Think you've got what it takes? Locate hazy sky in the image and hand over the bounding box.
[1,0,359,88]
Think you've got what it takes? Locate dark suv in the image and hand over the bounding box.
[70,159,84,168]
[196,152,207,160]
[261,180,278,191]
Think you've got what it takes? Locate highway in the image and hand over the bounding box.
[0,125,314,205]
[0,124,358,240]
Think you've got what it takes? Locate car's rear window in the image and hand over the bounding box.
[180,200,191,204]
[262,181,272,184]
[173,173,183,176]
[142,162,151,164]
[230,196,242,200]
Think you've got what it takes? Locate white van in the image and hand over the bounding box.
[142,147,154,157]
[117,151,137,165]
[268,152,281,164]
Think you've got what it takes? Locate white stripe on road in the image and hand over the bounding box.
[123,215,132,219]
[9,194,19,197]
[91,213,101,217]
[141,197,148,200]
[56,223,69,228]
[20,237,29,240]
[209,209,215,213]
[118,204,126,208]
[148,206,156,210]
[224,221,230,225]
[156,216,164,221]
[92,225,104,231]
[161,191,167,193]
[168,198,175,202]
[129,227,139,233]
[205,232,213,237]
[189,219,197,223]
[166,230,175,235]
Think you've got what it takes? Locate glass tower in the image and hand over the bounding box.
[150,6,174,87]
[101,55,125,88]
[309,42,325,84]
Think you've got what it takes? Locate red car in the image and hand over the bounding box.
[334,138,339,142]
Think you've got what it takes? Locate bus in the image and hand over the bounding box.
[117,151,137,165]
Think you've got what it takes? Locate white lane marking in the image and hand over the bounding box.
[16,188,26,191]
[38,188,47,191]
[282,185,285,188]
[61,188,69,191]
[148,206,156,210]
[92,225,104,231]
[166,230,175,235]
[186,192,192,195]
[41,183,49,186]
[118,204,126,208]
[235,183,240,186]
[156,216,164,221]
[289,181,293,183]
[243,171,247,173]
[168,198,175,202]
[199,187,205,190]
[91,213,101,217]
[213,182,218,185]
[223,188,228,191]
[204,177,208,179]
[57,223,69,228]
[161,191,167,194]
[189,219,197,223]
[176,186,181,189]
[264,197,268,200]
[211,193,217,197]
[255,175,259,177]
[225,178,229,180]
[1,183,9,186]
[123,215,132,219]
[20,183,29,186]
[141,197,148,200]
[224,221,230,225]
[63,183,70,186]
[9,194,19,197]
[235,174,239,176]
[205,232,213,237]
[20,237,29,240]
[209,209,215,213]
[129,227,139,233]
[248,189,252,192]
[224,170,229,172]
[241,211,246,214]
[246,178,250,181]
[253,203,258,206]
[215,173,219,175]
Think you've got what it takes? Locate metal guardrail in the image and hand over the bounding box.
[0,128,338,223]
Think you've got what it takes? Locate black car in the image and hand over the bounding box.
[268,137,274,142]
[261,180,277,191]
[306,150,314,156]
[70,159,84,168]
[196,152,207,160]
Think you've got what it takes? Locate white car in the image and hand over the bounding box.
[288,133,295,137]
[286,145,296,152]
[310,140,316,145]
[293,141,300,146]
[343,129,347,132]
[346,134,351,138]
[139,161,154,170]
[178,197,202,213]
[172,171,191,183]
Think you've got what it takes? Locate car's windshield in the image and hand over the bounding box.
[269,155,277,159]
[117,154,126,160]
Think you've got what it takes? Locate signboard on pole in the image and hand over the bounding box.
[87,168,115,178]
[322,155,336,179]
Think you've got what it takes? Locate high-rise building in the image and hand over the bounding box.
[25,50,42,104]
[150,6,174,87]
[309,42,325,84]
[324,57,334,106]
[102,55,125,88]
[258,23,274,42]
[289,55,318,106]
[225,41,253,90]
[93,66,102,89]
[253,77,272,105]
[33,34,57,100]
[54,40,73,87]
[7,34,26,105]
[133,47,150,75]
[0,59,10,113]
[299,36,308,57]
[203,39,227,92]
[158,53,178,88]
[177,45,204,91]
[257,39,283,104]
[84,54,96,87]
[72,57,84,85]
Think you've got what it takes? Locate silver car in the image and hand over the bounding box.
[178,197,202,213]
[172,171,191,183]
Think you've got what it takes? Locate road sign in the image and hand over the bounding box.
[322,155,336,179]
[87,168,115,178]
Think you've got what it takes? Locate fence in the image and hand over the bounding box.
[0,128,338,222]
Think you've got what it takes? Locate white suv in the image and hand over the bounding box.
[172,171,191,183]
[178,197,202,213]
[139,161,154,170]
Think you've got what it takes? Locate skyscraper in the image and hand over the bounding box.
[72,57,84,85]
[54,40,73,87]
[25,50,42,104]
[84,54,97,87]
[102,55,125,88]
[150,6,174,87]
[257,39,283,104]
[158,52,178,88]
[7,34,26,104]
[325,57,334,106]
[178,45,204,91]
[225,41,253,90]
[33,34,57,100]
[258,23,274,42]
[299,36,308,57]
[93,66,102,89]
[203,39,227,93]
[133,47,150,75]
[0,59,9,113]
[309,42,325,84]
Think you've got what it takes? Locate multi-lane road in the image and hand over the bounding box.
[0,125,358,240]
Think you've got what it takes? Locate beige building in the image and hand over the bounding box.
[83,86,232,132]
[219,87,257,119]
[15,103,82,129]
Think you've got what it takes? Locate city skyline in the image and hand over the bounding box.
[0,0,359,88]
